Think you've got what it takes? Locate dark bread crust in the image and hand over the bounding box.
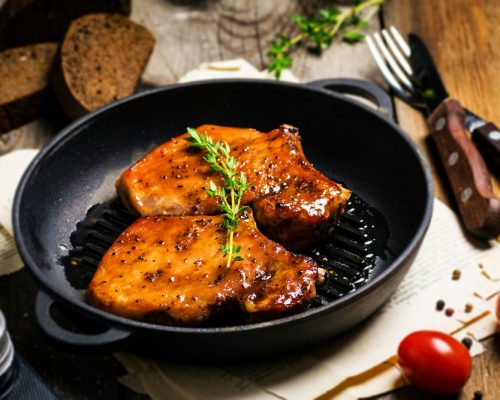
[0,43,58,133]
[52,13,155,120]
[0,0,131,49]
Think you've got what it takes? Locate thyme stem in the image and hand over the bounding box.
[184,127,251,268]
[267,0,385,79]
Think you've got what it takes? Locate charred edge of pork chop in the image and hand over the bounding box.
[87,212,318,326]
[252,178,351,249]
[249,125,351,249]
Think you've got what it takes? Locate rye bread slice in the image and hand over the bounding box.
[52,13,155,120]
[0,0,131,49]
[0,43,58,134]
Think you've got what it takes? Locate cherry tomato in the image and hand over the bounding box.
[397,330,471,395]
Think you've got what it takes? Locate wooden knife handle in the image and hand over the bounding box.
[428,98,500,239]
[471,122,500,169]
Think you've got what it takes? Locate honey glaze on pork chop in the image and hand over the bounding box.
[116,125,261,216]
[116,124,351,249]
[87,211,318,326]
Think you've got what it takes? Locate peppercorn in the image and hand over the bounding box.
[445,308,454,317]
[452,269,461,280]
[465,302,473,313]
[436,299,445,311]
[473,390,483,400]
[461,337,473,350]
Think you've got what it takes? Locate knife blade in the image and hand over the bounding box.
[408,34,448,113]
[408,33,500,239]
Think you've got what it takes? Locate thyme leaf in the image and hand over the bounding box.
[267,0,385,79]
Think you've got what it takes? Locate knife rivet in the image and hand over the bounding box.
[435,117,446,131]
[448,152,459,166]
[488,130,500,141]
[461,187,473,203]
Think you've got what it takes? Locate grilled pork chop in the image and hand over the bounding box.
[116,124,351,249]
[87,212,318,325]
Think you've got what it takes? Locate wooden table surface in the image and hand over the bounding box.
[1,0,499,399]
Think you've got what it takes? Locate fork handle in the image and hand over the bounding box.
[428,98,500,239]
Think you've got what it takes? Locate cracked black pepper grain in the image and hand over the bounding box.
[461,337,473,350]
[436,299,445,311]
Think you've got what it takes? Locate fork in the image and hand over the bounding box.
[365,26,425,108]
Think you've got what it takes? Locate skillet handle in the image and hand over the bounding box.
[35,289,133,349]
[306,78,394,121]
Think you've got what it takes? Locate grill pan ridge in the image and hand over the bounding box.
[64,192,390,319]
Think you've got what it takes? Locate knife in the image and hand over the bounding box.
[409,33,500,239]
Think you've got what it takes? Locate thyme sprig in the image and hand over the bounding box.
[267,0,385,79]
[184,127,251,269]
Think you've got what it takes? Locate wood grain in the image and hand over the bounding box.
[1,0,384,154]
[0,0,499,399]
[381,0,500,398]
[134,0,384,85]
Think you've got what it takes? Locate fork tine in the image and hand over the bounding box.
[373,32,414,90]
[367,27,427,109]
[389,26,411,57]
[381,29,413,76]
[365,36,404,93]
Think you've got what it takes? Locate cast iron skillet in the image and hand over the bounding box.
[13,78,433,362]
